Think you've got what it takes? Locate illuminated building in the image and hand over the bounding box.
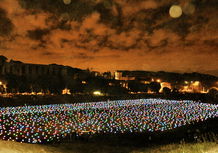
[181,81,204,93]
[0,81,7,93]
[115,71,135,80]
[115,71,156,81]
[160,82,172,92]
[62,88,71,95]
[0,60,72,77]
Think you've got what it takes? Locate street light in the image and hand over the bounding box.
[93,91,103,96]
[156,79,161,83]
[184,81,188,84]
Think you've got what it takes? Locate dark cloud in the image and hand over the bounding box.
[0,0,217,75]
[46,15,73,30]
[74,53,94,60]
[145,39,168,50]
[193,0,218,9]
[0,8,13,36]
[60,38,73,48]
[19,0,123,30]
[17,0,218,37]
[204,39,218,47]
[61,38,72,44]
[19,0,95,21]
[27,28,50,41]
[162,18,192,39]
[183,40,196,47]
[31,41,47,50]
[95,1,123,29]
[27,28,50,50]
[41,51,54,56]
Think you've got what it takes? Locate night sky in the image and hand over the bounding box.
[0,0,217,76]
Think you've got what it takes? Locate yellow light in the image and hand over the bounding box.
[37,92,43,95]
[82,81,87,84]
[193,81,200,86]
[31,92,36,95]
[169,5,183,18]
[62,88,71,95]
[63,0,71,5]
[93,91,103,96]
[184,81,188,84]
[0,81,2,85]
[156,79,161,83]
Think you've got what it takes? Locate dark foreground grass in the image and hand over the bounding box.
[0,140,217,153]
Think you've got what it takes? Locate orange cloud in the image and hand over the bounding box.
[0,0,217,76]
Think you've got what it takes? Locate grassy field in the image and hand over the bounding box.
[0,140,217,153]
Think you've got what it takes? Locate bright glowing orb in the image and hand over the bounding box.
[63,0,71,5]
[169,5,182,18]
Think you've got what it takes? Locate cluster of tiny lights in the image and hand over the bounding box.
[0,99,217,144]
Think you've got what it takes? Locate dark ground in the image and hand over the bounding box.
[0,93,217,107]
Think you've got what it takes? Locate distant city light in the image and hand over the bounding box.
[108,83,113,86]
[184,86,188,90]
[193,81,200,86]
[156,79,161,83]
[160,82,172,93]
[82,81,87,84]
[169,5,183,18]
[93,91,103,96]
[36,92,43,95]
[62,88,71,95]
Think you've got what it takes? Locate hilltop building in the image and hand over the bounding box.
[0,55,84,94]
[114,70,218,93]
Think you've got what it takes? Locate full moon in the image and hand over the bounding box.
[63,0,71,5]
[169,5,182,18]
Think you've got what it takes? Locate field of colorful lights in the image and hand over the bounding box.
[0,99,217,144]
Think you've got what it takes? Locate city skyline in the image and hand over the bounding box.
[0,0,217,76]
[1,55,218,80]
